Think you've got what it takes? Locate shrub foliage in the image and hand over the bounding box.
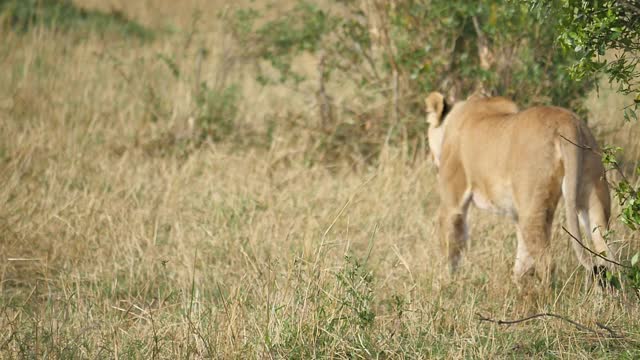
[228,0,594,163]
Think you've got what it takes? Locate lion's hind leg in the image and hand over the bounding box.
[438,191,472,274]
[513,226,535,287]
[515,204,557,287]
[579,179,615,288]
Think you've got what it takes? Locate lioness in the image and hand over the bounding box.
[425,92,614,286]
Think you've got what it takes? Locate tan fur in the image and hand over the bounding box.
[425,92,613,286]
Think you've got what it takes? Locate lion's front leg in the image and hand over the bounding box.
[436,153,472,274]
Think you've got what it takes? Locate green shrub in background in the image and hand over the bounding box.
[228,0,593,164]
[528,0,639,120]
[386,1,592,108]
[0,0,153,40]
[195,83,241,142]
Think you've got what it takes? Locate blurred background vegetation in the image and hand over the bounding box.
[3,0,635,165]
[226,0,595,163]
[0,0,152,39]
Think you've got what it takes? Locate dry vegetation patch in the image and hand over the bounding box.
[0,0,639,358]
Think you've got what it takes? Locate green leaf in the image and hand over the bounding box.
[157,54,180,79]
[606,271,622,290]
[632,252,639,267]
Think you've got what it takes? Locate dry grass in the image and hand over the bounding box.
[1,1,639,358]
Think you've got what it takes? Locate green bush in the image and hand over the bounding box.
[195,83,241,142]
[228,0,594,164]
[0,0,153,40]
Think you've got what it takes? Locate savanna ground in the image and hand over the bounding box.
[1,1,640,358]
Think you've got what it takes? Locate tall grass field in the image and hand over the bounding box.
[1,0,639,358]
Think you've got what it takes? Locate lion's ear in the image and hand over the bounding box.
[425,91,446,127]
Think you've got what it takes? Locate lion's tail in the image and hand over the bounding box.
[557,122,593,271]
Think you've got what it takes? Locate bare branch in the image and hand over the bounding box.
[316,52,334,129]
[392,68,399,124]
[478,312,623,338]
[596,322,622,338]
[471,16,494,71]
[558,134,597,153]
[561,226,630,269]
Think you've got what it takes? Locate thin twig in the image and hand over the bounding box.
[558,134,596,153]
[471,16,493,71]
[392,68,399,125]
[194,48,204,96]
[596,322,622,338]
[477,312,623,338]
[149,306,160,360]
[316,52,334,129]
[561,226,630,269]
